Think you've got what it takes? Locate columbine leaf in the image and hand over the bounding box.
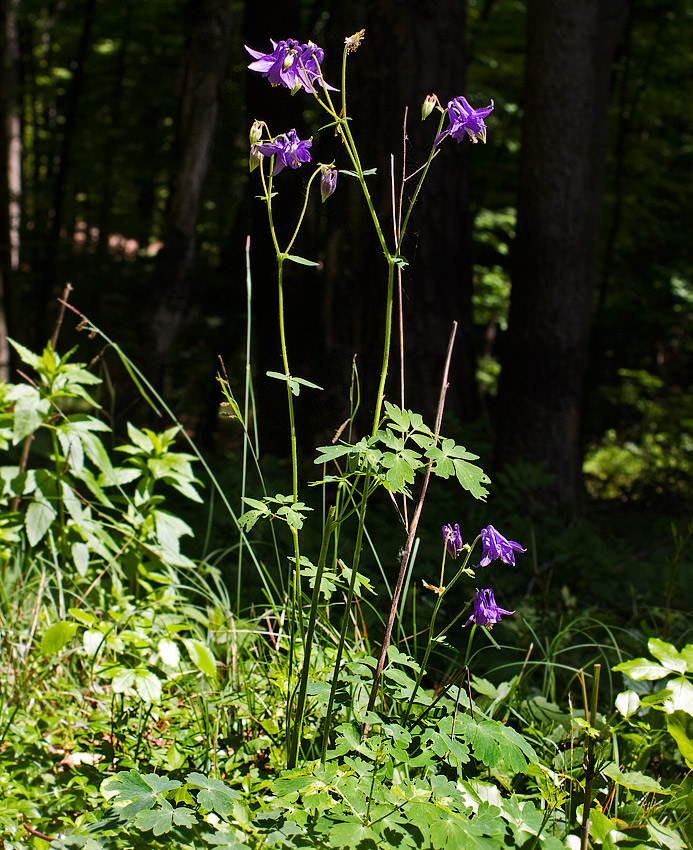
[452,457,490,500]
[133,806,173,836]
[186,772,239,817]
[429,814,470,850]
[340,168,377,177]
[172,807,198,828]
[383,401,410,431]
[314,443,353,464]
[329,821,378,849]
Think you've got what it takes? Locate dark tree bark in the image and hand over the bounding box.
[0,0,21,377]
[36,0,96,346]
[143,0,233,384]
[322,0,477,429]
[493,0,629,502]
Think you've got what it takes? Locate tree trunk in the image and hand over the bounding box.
[325,0,477,429]
[493,0,628,502]
[37,0,96,346]
[0,0,20,379]
[143,0,233,385]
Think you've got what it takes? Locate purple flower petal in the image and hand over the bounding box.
[255,129,312,175]
[246,38,336,92]
[442,522,464,559]
[465,588,514,628]
[436,95,494,145]
[477,525,525,567]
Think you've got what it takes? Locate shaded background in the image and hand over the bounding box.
[1,0,692,517]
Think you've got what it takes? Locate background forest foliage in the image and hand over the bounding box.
[0,0,691,504]
[1,0,693,845]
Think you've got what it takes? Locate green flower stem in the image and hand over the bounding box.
[284,167,321,255]
[321,478,372,763]
[287,506,336,769]
[276,259,299,504]
[371,260,395,434]
[402,542,477,723]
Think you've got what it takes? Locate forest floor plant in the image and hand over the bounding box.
[0,28,692,850]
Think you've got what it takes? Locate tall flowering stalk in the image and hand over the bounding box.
[246,31,497,767]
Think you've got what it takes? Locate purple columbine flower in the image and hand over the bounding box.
[245,39,336,93]
[465,588,514,628]
[435,96,494,145]
[320,166,338,202]
[443,522,464,559]
[478,525,525,568]
[255,130,312,175]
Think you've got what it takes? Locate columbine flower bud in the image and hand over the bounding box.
[249,121,263,145]
[249,147,262,172]
[320,165,338,202]
[421,94,437,121]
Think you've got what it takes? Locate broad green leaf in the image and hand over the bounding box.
[83,629,104,656]
[649,638,688,674]
[615,689,640,717]
[183,638,218,682]
[272,772,317,796]
[154,510,193,554]
[158,638,180,667]
[25,497,57,546]
[601,762,671,794]
[667,711,693,766]
[41,621,79,655]
[647,820,686,849]
[204,833,246,848]
[135,671,162,704]
[112,668,136,693]
[72,541,90,577]
[57,427,85,474]
[663,676,693,714]
[9,338,42,370]
[613,657,670,681]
